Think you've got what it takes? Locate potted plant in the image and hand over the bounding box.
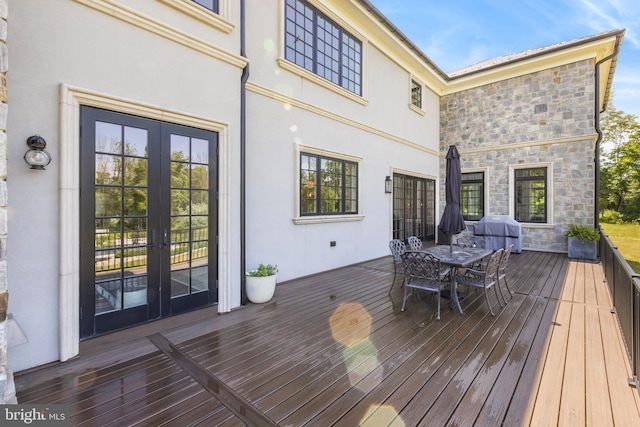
[245,264,278,303]
[565,224,600,260]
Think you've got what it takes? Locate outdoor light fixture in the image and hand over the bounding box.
[385,176,392,194]
[24,135,52,170]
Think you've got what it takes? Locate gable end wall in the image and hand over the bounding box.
[440,59,596,252]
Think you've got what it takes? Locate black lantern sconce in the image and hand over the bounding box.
[385,176,392,194]
[24,135,52,170]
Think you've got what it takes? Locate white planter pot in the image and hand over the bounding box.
[245,273,277,303]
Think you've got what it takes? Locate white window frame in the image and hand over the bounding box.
[509,162,554,227]
[160,0,234,33]
[293,145,364,224]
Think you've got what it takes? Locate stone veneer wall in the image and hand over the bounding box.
[440,59,596,252]
[0,0,7,404]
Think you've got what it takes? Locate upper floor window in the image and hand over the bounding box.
[300,152,358,215]
[461,172,484,221]
[515,167,547,223]
[411,80,422,109]
[285,0,362,96]
[191,0,218,13]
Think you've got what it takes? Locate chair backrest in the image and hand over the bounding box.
[401,251,441,281]
[457,236,485,248]
[408,236,422,251]
[484,249,502,280]
[389,239,407,262]
[499,244,514,272]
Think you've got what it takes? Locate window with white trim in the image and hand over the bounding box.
[461,171,484,221]
[514,167,547,223]
[300,152,358,215]
[284,0,362,95]
[411,80,422,109]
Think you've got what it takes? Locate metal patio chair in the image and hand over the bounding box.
[400,251,450,319]
[454,249,502,316]
[408,236,423,250]
[497,244,515,303]
[388,239,407,293]
[456,235,485,248]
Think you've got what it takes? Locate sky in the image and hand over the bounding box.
[368,0,640,119]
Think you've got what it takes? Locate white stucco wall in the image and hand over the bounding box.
[7,0,243,371]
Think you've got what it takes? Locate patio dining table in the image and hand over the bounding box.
[421,245,493,314]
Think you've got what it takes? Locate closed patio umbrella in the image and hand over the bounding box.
[439,145,466,253]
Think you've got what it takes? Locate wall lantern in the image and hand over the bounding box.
[24,135,52,170]
[385,176,392,194]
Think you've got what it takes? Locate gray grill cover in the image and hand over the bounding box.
[473,215,522,253]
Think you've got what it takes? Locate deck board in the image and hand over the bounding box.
[14,250,640,426]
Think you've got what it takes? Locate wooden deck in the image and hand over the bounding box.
[15,250,640,426]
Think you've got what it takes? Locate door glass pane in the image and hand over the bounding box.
[95,122,122,154]
[170,133,210,300]
[94,121,149,315]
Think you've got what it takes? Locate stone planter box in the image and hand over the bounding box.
[567,237,597,260]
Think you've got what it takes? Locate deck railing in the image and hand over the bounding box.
[599,228,640,389]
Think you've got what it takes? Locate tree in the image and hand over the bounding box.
[600,106,640,221]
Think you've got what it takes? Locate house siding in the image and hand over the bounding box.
[440,59,596,252]
[0,0,7,404]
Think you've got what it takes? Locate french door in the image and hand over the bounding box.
[80,107,217,339]
[392,174,436,242]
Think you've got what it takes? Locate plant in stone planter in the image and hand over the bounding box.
[565,224,600,260]
[245,264,278,303]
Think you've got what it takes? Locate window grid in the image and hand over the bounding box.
[300,153,358,216]
[285,0,362,96]
[515,167,547,223]
[411,80,422,109]
[461,172,484,221]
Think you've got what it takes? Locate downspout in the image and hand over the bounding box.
[594,43,620,231]
[240,0,249,304]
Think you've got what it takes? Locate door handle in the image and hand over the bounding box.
[145,229,157,250]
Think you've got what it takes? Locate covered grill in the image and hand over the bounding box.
[473,215,522,253]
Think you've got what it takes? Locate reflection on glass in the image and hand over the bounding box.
[123,188,147,216]
[191,190,208,214]
[171,134,190,161]
[95,122,122,154]
[191,164,208,189]
[191,216,208,240]
[171,190,190,215]
[122,274,147,309]
[171,268,190,297]
[95,278,122,314]
[96,187,122,217]
[123,218,147,247]
[171,217,190,243]
[124,157,148,187]
[95,219,121,249]
[124,126,148,157]
[191,266,208,292]
[171,161,190,188]
[191,138,208,164]
[96,154,122,185]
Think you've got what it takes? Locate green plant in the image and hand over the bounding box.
[565,224,600,242]
[246,264,277,277]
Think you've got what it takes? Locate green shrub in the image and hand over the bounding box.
[246,264,277,277]
[565,224,600,242]
[600,209,624,224]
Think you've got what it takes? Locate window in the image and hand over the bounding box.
[300,153,358,215]
[284,0,362,95]
[191,0,218,12]
[461,172,484,221]
[515,167,547,223]
[393,174,436,241]
[411,80,422,109]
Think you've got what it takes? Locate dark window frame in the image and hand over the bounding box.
[410,79,422,109]
[284,0,362,96]
[300,152,358,216]
[514,167,548,223]
[191,0,219,13]
[461,171,484,221]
